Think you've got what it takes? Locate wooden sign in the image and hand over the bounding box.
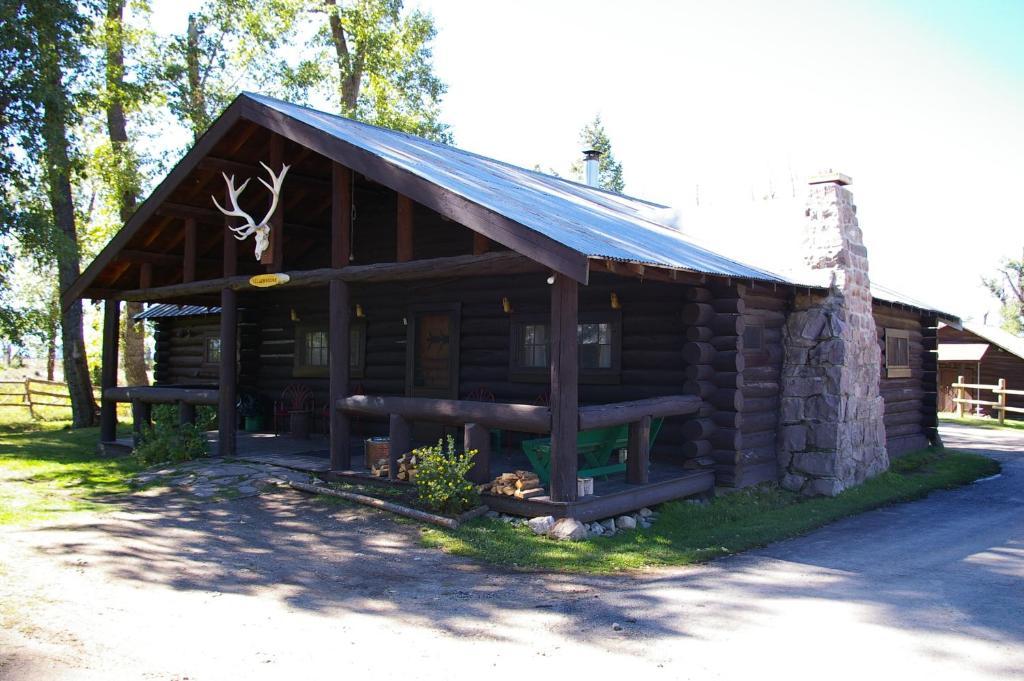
[249,273,290,288]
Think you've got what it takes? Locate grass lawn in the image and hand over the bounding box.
[939,413,1024,432]
[0,413,139,527]
[421,448,1000,573]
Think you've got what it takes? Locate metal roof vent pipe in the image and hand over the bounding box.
[583,149,601,188]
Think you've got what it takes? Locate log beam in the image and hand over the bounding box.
[218,287,238,456]
[627,415,651,484]
[397,194,413,262]
[464,422,491,483]
[99,300,120,442]
[119,251,544,302]
[549,274,578,502]
[329,279,351,470]
[388,414,411,481]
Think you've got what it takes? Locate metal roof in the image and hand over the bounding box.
[937,343,990,362]
[246,93,789,284]
[133,304,221,321]
[961,323,1024,361]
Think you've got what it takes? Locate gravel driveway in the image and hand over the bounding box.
[1,424,1021,680]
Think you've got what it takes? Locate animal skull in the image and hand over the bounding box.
[211,162,291,261]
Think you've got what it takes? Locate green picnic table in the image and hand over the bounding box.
[521,418,663,484]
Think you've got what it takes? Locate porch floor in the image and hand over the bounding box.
[103,431,715,521]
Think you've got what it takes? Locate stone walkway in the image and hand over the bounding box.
[130,457,315,503]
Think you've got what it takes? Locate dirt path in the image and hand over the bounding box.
[1,426,1021,680]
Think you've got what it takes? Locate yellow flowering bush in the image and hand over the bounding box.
[412,435,478,515]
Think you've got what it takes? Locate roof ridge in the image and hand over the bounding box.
[241,91,668,209]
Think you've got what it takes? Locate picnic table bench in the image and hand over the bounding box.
[521,418,663,484]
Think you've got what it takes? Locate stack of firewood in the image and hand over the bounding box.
[369,453,419,480]
[479,471,544,499]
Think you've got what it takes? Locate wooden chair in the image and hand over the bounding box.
[521,418,664,484]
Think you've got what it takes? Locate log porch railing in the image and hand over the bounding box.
[337,394,702,490]
[104,386,218,443]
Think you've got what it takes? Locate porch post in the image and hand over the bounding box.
[549,274,578,502]
[627,415,651,484]
[464,422,490,483]
[329,279,351,469]
[218,287,238,456]
[99,299,120,443]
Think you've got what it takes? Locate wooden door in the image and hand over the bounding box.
[406,304,460,399]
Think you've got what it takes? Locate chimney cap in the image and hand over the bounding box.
[582,149,602,161]
[808,170,852,186]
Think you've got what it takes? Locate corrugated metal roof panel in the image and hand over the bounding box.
[134,304,220,320]
[937,343,989,362]
[247,93,789,284]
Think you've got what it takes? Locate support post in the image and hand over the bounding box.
[99,299,120,443]
[265,134,284,271]
[139,262,153,289]
[388,414,410,481]
[472,232,490,255]
[329,279,351,469]
[178,401,197,426]
[183,217,197,283]
[549,274,578,502]
[396,194,413,262]
[218,287,238,456]
[956,374,964,418]
[223,187,238,277]
[997,378,1007,425]
[131,399,151,446]
[464,422,491,483]
[627,415,651,484]
[331,163,352,267]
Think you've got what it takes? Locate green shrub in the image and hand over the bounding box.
[151,404,217,431]
[412,435,479,515]
[133,420,209,466]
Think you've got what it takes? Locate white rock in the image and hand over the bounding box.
[615,515,637,530]
[638,507,654,517]
[611,622,623,631]
[547,517,588,541]
[527,516,555,535]
[600,518,616,533]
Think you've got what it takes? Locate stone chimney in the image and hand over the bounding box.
[777,171,889,496]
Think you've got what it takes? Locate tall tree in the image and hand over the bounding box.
[99,0,148,386]
[284,0,450,141]
[570,114,625,193]
[0,1,97,426]
[161,0,298,140]
[983,249,1024,335]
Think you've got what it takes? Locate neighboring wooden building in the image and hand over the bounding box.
[938,322,1024,418]
[65,93,956,519]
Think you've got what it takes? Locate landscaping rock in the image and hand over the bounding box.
[638,507,654,517]
[599,518,616,533]
[547,518,587,541]
[615,515,636,530]
[527,516,555,535]
[485,510,500,520]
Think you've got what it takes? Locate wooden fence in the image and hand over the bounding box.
[0,379,99,418]
[951,376,1024,424]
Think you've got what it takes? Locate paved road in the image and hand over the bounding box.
[1,424,1021,680]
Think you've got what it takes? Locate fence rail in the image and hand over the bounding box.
[951,376,1021,424]
[0,379,101,418]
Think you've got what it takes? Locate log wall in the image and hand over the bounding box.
[873,305,936,456]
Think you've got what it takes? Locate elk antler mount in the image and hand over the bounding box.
[211,162,291,261]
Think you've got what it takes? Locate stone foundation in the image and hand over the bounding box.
[778,175,889,496]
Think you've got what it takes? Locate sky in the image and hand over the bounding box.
[150,0,1024,323]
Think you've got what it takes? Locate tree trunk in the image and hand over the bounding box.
[41,26,96,427]
[186,13,206,139]
[106,0,148,386]
[46,288,58,382]
[325,0,361,114]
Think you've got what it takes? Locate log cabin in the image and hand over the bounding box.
[938,322,1024,419]
[64,92,959,520]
